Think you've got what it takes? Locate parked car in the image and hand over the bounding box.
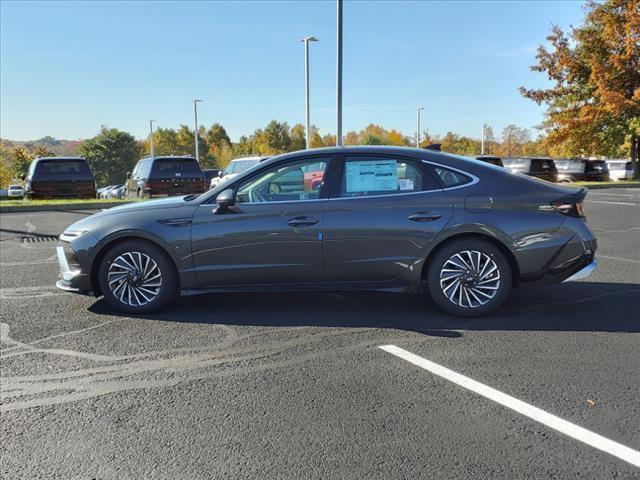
[127,156,205,198]
[7,184,25,199]
[210,156,268,189]
[606,160,633,181]
[503,157,558,182]
[555,159,586,182]
[475,155,504,167]
[25,157,96,199]
[103,184,127,199]
[584,160,610,181]
[202,169,222,190]
[97,185,116,198]
[56,146,597,318]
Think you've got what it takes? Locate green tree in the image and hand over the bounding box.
[520,0,640,175]
[254,120,291,154]
[290,123,306,151]
[206,123,231,150]
[78,127,139,186]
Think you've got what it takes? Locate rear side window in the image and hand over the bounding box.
[37,160,91,175]
[152,158,201,175]
[340,156,423,198]
[433,167,472,188]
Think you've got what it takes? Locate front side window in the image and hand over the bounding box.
[340,156,423,198]
[235,158,328,204]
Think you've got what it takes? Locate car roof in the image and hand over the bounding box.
[230,155,269,162]
[139,155,197,161]
[34,156,86,161]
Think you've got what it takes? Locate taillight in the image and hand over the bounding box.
[540,199,585,218]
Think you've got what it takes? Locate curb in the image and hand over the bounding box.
[0,201,135,213]
[579,183,640,190]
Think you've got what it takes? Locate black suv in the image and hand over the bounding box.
[503,157,558,182]
[127,156,205,198]
[25,157,96,199]
[584,160,610,181]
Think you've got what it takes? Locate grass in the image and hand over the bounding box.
[573,180,640,186]
[0,197,141,207]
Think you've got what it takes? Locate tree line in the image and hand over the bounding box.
[1,121,552,188]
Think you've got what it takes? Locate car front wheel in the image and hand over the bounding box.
[427,239,512,317]
[98,240,177,314]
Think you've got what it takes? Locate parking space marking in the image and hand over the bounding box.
[379,345,640,468]
[586,200,637,206]
[598,254,640,265]
[589,192,637,198]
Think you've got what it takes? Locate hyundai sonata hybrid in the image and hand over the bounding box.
[56,146,597,317]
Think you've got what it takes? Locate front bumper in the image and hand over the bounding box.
[55,243,93,295]
[562,259,598,282]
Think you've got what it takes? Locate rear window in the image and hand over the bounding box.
[152,158,201,174]
[530,159,556,172]
[37,160,91,175]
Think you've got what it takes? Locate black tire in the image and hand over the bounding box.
[426,238,512,318]
[98,240,178,314]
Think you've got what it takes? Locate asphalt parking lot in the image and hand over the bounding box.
[1,187,639,479]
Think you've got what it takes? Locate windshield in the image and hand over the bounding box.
[153,158,201,174]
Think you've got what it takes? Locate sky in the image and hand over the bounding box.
[0,0,586,142]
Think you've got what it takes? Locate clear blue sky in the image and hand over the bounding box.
[1,0,585,142]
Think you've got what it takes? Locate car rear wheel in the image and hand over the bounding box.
[427,239,512,317]
[98,240,177,314]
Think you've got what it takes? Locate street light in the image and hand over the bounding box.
[300,36,319,149]
[481,123,487,155]
[149,120,156,157]
[193,99,203,162]
[336,0,343,146]
[416,107,424,148]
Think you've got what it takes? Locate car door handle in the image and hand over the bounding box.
[408,211,443,222]
[287,216,319,227]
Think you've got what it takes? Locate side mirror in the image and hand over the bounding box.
[218,171,223,178]
[215,189,235,213]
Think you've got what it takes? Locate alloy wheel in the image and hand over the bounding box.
[107,251,162,307]
[439,250,500,308]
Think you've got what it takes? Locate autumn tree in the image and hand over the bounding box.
[290,124,306,151]
[520,0,640,176]
[10,147,32,179]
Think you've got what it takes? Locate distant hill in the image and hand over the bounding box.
[1,137,83,156]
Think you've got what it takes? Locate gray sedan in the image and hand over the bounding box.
[56,146,597,317]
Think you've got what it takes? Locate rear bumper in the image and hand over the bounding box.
[562,259,597,282]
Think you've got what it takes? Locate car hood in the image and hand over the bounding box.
[94,196,190,218]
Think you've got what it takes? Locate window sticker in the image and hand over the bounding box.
[398,178,414,191]
[346,160,397,193]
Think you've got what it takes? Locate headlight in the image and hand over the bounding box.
[59,230,89,242]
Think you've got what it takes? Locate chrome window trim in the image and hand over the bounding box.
[328,189,440,201]
[199,198,328,207]
[422,160,480,191]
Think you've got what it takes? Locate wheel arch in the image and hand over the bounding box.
[89,233,180,296]
[421,232,520,287]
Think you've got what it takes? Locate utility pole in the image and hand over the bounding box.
[336,0,343,146]
[193,99,202,162]
[416,107,424,148]
[481,124,486,155]
[301,36,319,149]
[149,120,156,157]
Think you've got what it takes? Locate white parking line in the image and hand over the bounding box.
[586,200,637,206]
[379,345,640,468]
[590,193,638,198]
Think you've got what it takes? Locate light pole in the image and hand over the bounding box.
[416,107,424,148]
[481,123,487,155]
[149,120,156,157]
[301,36,319,149]
[336,0,343,146]
[193,99,202,162]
